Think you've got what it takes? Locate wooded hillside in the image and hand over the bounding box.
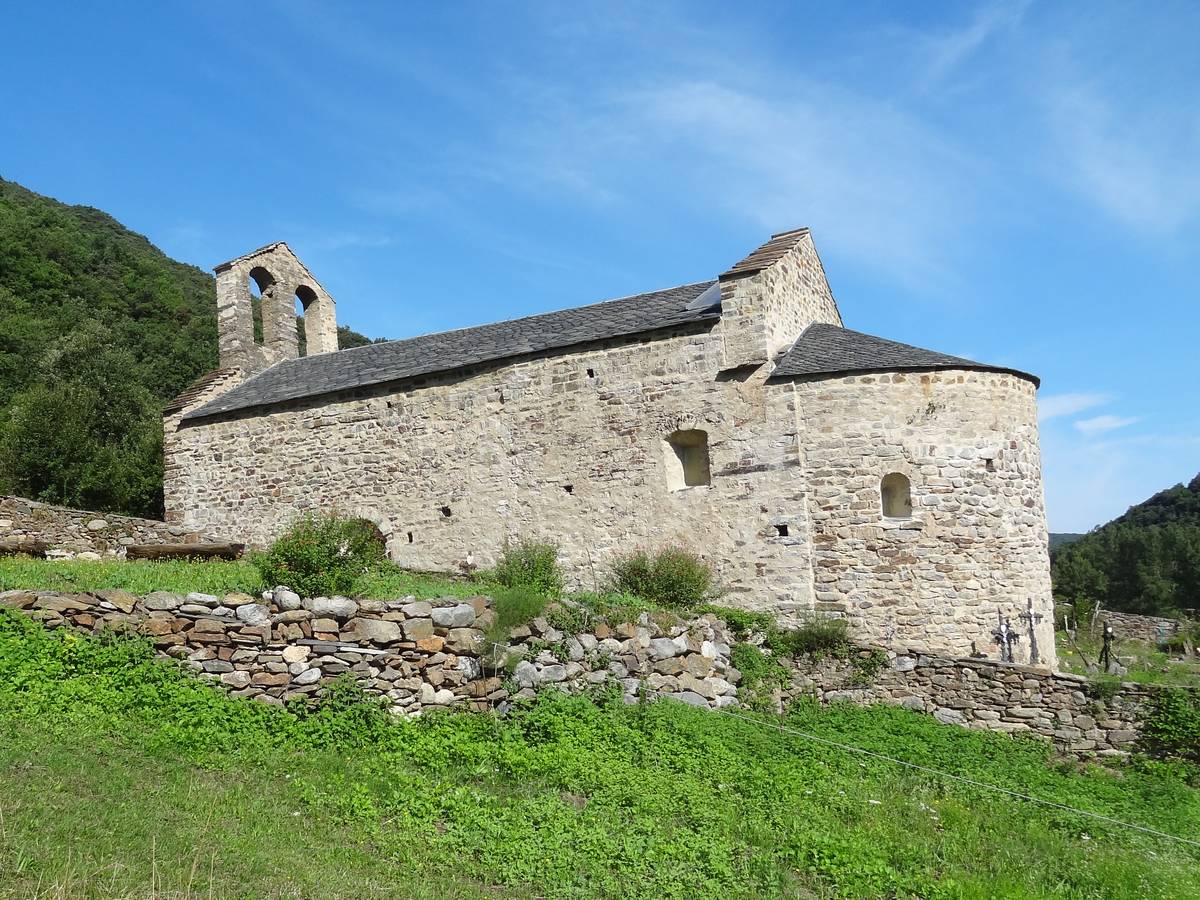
[0,178,375,518]
[1052,474,1200,617]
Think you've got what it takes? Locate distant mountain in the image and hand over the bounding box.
[0,177,377,517]
[1052,474,1200,617]
[1049,533,1086,552]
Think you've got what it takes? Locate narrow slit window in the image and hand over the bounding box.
[881,473,913,519]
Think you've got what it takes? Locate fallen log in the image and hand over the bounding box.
[125,542,245,561]
[0,539,49,558]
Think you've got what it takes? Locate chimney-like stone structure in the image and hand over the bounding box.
[716,227,843,370]
[213,242,338,374]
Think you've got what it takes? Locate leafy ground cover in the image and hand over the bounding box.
[1,609,1198,898]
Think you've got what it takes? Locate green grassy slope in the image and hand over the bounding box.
[1,608,1197,899]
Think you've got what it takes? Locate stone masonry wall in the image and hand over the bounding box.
[794,370,1056,666]
[775,648,1157,757]
[2,586,1167,756]
[1095,610,1184,645]
[167,324,822,623]
[0,496,214,558]
[0,588,740,715]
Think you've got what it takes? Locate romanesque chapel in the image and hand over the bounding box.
[164,229,1056,666]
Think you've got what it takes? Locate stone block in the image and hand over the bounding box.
[403,618,435,641]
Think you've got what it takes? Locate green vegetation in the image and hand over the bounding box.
[1140,689,1200,763]
[609,545,719,610]
[1055,629,1200,689]
[253,512,387,597]
[1,610,1198,898]
[491,537,565,597]
[0,177,377,518]
[1052,472,1200,616]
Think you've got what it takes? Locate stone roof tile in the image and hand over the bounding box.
[184,281,720,421]
[771,323,1039,385]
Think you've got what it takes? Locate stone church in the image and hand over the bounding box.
[164,229,1056,667]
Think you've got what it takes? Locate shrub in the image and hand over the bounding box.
[254,513,386,598]
[492,538,564,597]
[609,545,718,610]
[772,616,850,658]
[1140,688,1200,763]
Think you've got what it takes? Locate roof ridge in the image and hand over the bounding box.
[276,279,718,365]
[182,280,721,421]
[772,322,1039,386]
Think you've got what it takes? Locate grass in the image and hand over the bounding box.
[1056,630,1200,688]
[0,556,484,603]
[2,609,1199,898]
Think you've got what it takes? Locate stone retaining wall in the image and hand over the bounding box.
[0,588,739,715]
[1,586,1174,755]
[776,648,1158,757]
[1097,611,1182,645]
[0,496,215,558]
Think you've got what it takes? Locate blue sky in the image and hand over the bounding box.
[1,1,1197,532]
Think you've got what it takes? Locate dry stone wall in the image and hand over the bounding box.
[3,586,1172,755]
[795,370,1056,665]
[0,588,740,714]
[0,496,213,558]
[1095,610,1184,645]
[774,648,1157,757]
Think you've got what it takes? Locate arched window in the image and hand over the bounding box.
[663,429,711,491]
[294,285,318,357]
[881,473,912,519]
[248,267,275,346]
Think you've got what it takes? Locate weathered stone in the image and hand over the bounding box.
[402,617,435,641]
[220,670,252,689]
[282,645,310,664]
[431,604,476,628]
[538,664,568,684]
[274,587,302,611]
[514,660,538,688]
[306,596,359,620]
[143,592,183,611]
[352,618,403,644]
[293,667,322,686]
[444,628,483,654]
[235,604,271,627]
[95,588,138,613]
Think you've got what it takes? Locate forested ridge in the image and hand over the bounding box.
[0,177,374,518]
[1052,473,1200,617]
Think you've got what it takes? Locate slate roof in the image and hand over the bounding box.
[722,227,810,278]
[771,323,1039,385]
[183,281,721,421]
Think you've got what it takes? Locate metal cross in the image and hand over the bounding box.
[1019,598,1044,666]
[1098,622,1115,673]
[992,612,1021,663]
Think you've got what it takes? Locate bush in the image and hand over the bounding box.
[492,538,564,597]
[254,513,386,598]
[1140,688,1200,763]
[609,546,718,610]
[772,616,850,657]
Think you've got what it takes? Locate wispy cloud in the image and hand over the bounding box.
[1043,83,1200,235]
[1038,392,1110,422]
[916,0,1031,88]
[1075,414,1140,436]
